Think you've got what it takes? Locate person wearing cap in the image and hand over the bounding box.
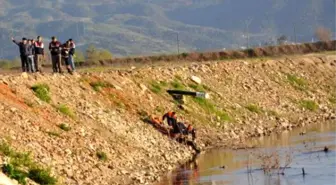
[68,38,76,71]
[49,36,62,73]
[11,37,30,72]
[34,36,44,72]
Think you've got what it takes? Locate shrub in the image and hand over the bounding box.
[245,104,263,113]
[46,131,60,137]
[181,53,188,58]
[149,81,162,94]
[329,93,336,104]
[56,104,75,118]
[96,151,107,161]
[28,167,57,185]
[188,84,210,92]
[171,80,185,90]
[0,142,57,185]
[1,164,27,185]
[286,74,307,91]
[174,75,183,81]
[300,100,318,111]
[58,123,71,131]
[315,27,332,41]
[31,84,51,103]
[24,99,34,107]
[89,81,112,92]
[193,97,231,121]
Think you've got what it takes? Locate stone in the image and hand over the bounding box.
[21,72,28,79]
[190,76,202,84]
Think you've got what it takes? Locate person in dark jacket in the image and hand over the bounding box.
[27,39,35,73]
[68,39,76,71]
[12,37,29,72]
[49,36,62,73]
[61,40,73,74]
[34,36,44,72]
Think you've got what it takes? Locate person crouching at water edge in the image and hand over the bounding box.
[49,36,62,73]
[61,40,73,74]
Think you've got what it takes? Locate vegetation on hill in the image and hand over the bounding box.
[0,0,334,59]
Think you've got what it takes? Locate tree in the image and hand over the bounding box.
[86,44,98,61]
[315,27,332,41]
[74,50,85,63]
[85,44,113,63]
[277,35,287,45]
[98,49,113,60]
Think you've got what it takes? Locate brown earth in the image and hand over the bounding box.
[0,52,335,185]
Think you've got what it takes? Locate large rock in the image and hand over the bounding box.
[0,172,18,185]
[190,76,202,84]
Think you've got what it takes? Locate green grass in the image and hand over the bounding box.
[193,97,231,121]
[286,74,307,91]
[31,84,51,103]
[149,81,169,94]
[58,123,71,131]
[28,167,57,185]
[109,94,126,108]
[154,106,164,113]
[89,81,113,92]
[46,131,60,137]
[96,151,108,161]
[1,164,27,185]
[329,93,336,104]
[56,104,75,118]
[0,142,57,185]
[170,80,185,90]
[300,100,319,111]
[174,75,183,81]
[245,104,263,113]
[188,83,211,92]
[24,99,34,107]
[266,110,279,117]
[149,81,163,94]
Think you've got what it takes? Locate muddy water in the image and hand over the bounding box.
[159,122,336,185]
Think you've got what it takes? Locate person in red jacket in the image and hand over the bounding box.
[34,36,44,72]
[49,36,62,73]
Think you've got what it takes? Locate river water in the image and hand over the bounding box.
[159,122,336,185]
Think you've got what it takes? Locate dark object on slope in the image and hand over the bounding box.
[324,146,329,153]
[167,90,208,98]
[167,90,208,105]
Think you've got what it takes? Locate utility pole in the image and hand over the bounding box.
[244,19,252,49]
[76,22,79,38]
[176,32,180,55]
[293,23,297,43]
[83,22,86,36]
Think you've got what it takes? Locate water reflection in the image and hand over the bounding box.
[160,122,336,185]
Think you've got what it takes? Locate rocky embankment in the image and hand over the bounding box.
[0,53,335,185]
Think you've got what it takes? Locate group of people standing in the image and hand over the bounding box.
[12,36,76,74]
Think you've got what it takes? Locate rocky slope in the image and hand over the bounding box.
[0,52,335,185]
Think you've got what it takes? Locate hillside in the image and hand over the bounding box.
[0,0,335,59]
[0,52,335,184]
